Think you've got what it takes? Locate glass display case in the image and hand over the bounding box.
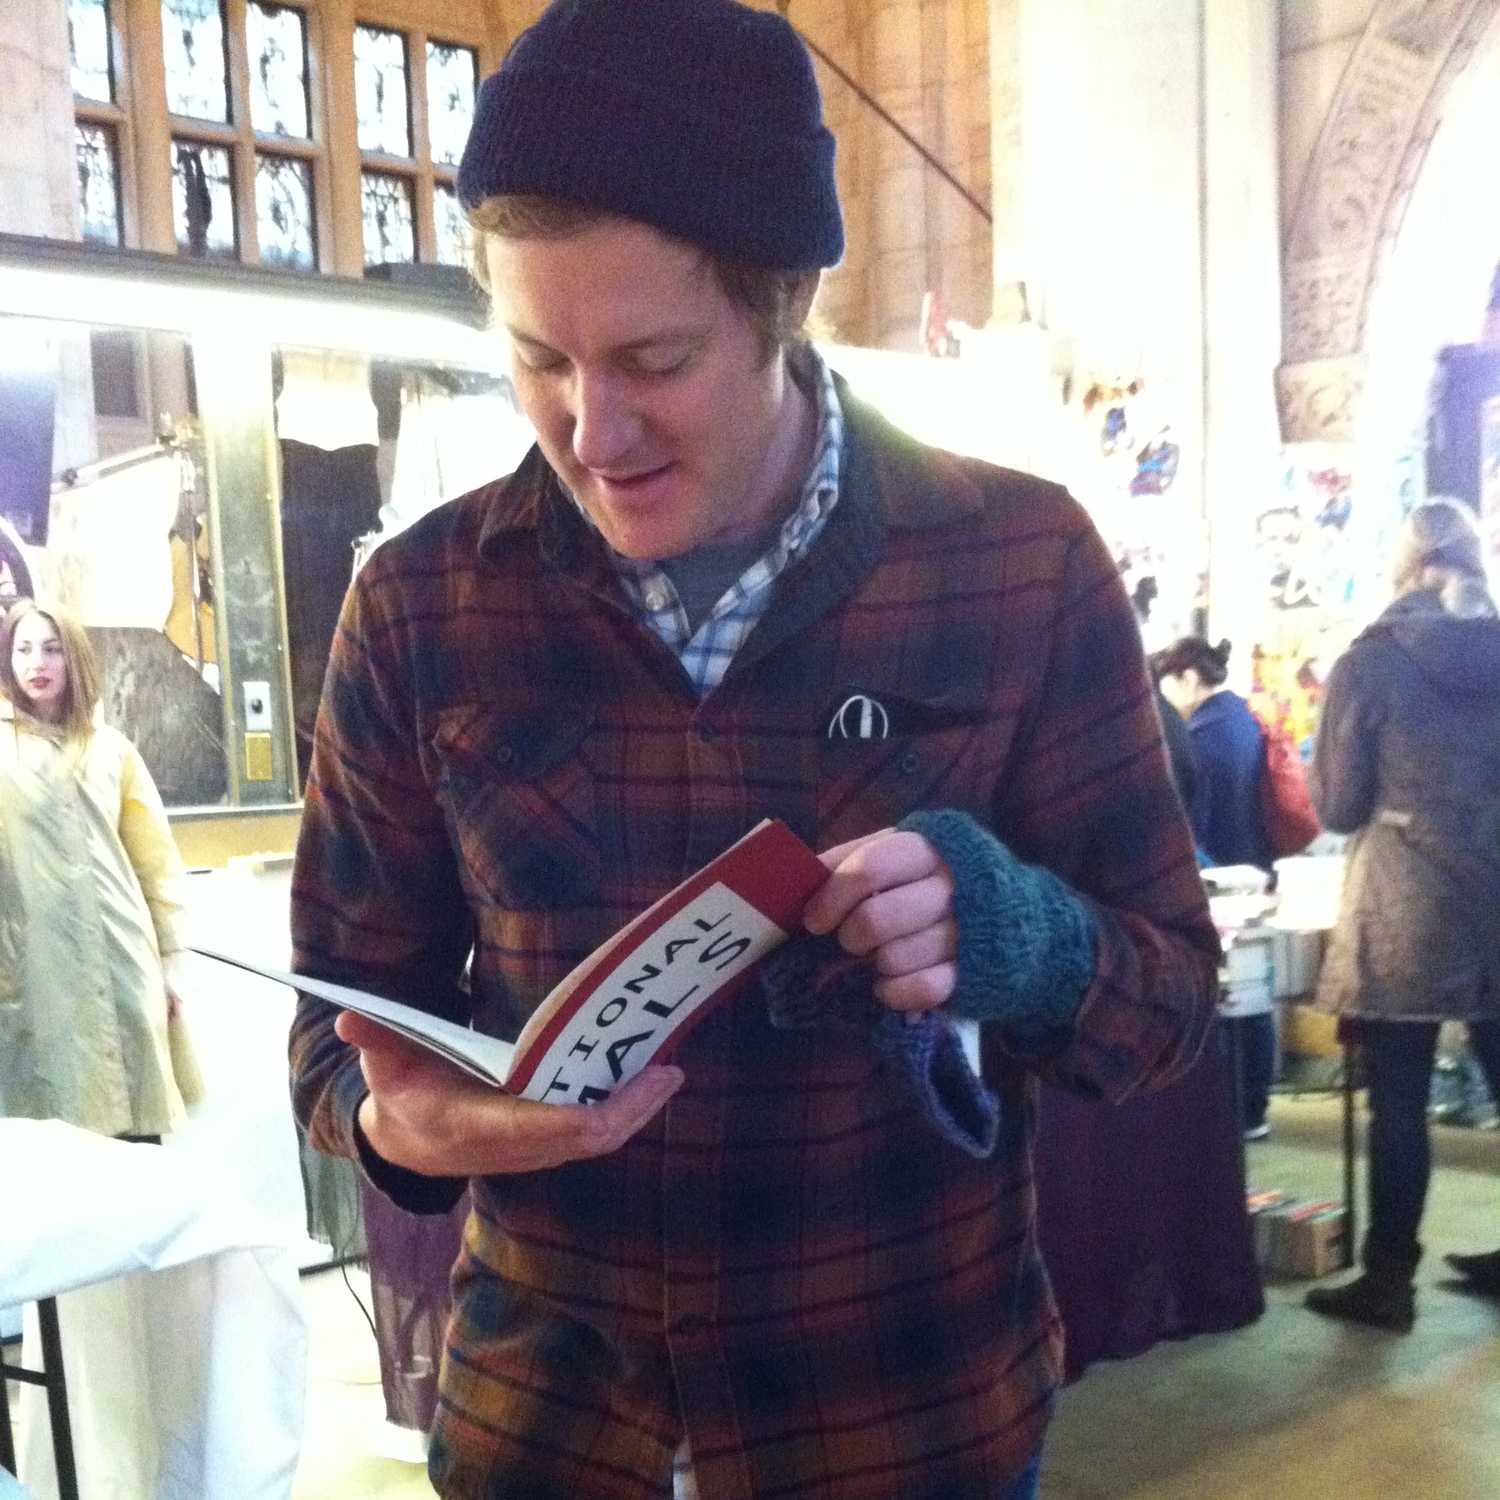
[0,232,530,815]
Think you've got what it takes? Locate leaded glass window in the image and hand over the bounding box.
[162,0,229,122]
[69,0,113,103]
[172,139,236,257]
[247,3,309,139]
[426,43,476,167]
[256,155,315,269]
[433,184,468,268]
[354,26,410,157]
[361,172,414,265]
[75,124,121,245]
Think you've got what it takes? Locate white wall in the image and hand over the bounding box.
[1204,0,1284,668]
[984,0,1281,657]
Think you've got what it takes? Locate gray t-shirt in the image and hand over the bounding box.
[659,520,786,636]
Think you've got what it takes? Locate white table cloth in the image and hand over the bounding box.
[2,1119,307,1500]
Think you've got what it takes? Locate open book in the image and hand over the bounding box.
[194,818,829,1104]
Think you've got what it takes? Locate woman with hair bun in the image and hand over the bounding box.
[1303,499,1500,1332]
[1152,633,1278,1140]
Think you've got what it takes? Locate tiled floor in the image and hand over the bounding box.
[294,1267,434,1500]
[16,1091,1493,1498]
[1043,1092,1500,1500]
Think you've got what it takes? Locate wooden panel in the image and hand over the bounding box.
[122,0,176,252]
[318,0,365,274]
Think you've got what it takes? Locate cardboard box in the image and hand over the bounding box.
[1281,1002,1341,1058]
[1248,1195,1349,1280]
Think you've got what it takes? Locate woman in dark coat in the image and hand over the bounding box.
[1304,500,1500,1332]
[1153,636,1277,1139]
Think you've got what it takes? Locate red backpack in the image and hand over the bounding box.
[1255,713,1320,857]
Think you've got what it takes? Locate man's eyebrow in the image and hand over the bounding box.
[504,327,703,355]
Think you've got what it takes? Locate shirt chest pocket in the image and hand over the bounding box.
[431,701,600,912]
[815,694,995,846]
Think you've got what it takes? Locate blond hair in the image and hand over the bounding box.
[1391,500,1488,601]
[1,599,101,740]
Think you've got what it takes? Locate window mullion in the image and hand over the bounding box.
[408,27,434,265]
[120,0,177,253]
[224,0,259,261]
[321,1,365,275]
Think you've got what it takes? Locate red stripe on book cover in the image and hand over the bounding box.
[503,820,827,1096]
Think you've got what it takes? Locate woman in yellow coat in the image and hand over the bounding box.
[0,598,201,1136]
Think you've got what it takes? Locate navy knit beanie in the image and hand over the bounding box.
[456,0,844,271]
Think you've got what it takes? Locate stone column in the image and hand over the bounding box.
[0,0,97,476]
[0,0,77,239]
[984,0,1281,654]
[1202,0,1281,666]
[987,0,1025,323]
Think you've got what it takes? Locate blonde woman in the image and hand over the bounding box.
[0,599,201,1138]
[2,599,209,1497]
[1305,501,1500,1331]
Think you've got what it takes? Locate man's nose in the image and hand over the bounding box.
[572,371,641,470]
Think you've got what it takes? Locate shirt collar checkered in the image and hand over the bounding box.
[604,350,843,696]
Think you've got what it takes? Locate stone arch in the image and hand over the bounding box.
[1277,0,1500,442]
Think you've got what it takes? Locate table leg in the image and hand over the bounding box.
[1223,1014,1249,1188]
[0,1342,15,1474]
[35,1300,79,1500]
[1341,1042,1359,1271]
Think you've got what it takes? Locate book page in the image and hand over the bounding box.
[187,950,518,1087]
[193,819,828,1102]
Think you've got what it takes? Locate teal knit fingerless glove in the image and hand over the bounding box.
[899,808,1097,1042]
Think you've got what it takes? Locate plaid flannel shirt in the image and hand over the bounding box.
[289,371,1219,1500]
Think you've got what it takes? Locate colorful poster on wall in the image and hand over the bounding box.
[1057,375,1204,653]
[1247,450,1376,750]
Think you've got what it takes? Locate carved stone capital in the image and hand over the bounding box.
[1283,254,1369,364]
[1276,357,1368,445]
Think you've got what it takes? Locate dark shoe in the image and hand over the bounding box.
[1305,1272,1415,1333]
[1445,1248,1500,1295]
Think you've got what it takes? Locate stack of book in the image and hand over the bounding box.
[1247,1191,1349,1280]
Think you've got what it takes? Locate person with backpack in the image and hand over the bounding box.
[1303,500,1500,1332]
[1154,636,1279,1138]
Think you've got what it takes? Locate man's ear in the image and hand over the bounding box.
[785,272,822,337]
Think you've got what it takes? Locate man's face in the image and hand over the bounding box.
[487,219,791,560]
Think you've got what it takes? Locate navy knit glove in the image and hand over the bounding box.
[871,1010,1000,1158]
[761,933,1001,1158]
[899,808,1097,1042]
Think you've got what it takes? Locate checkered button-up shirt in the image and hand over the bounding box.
[608,350,843,695]
[290,373,1220,1500]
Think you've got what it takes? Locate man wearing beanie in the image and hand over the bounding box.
[290,3,1219,1497]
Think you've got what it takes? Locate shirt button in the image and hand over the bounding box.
[899,750,921,775]
[645,587,669,612]
[695,723,717,744]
